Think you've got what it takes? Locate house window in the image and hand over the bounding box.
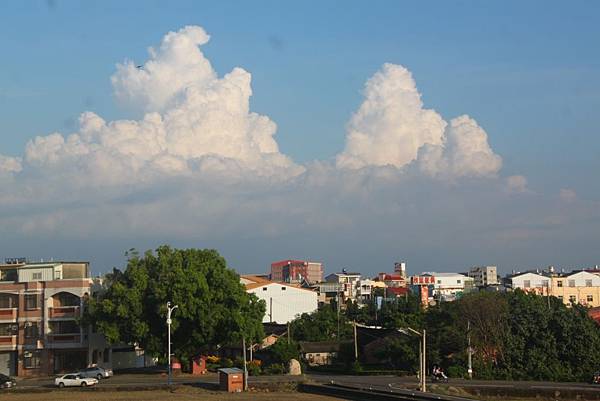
[32,272,42,280]
[437,280,441,284]
[586,280,593,287]
[457,280,461,284]
[569,295,577,303]
[542,280,549,287]
[568,280,575,288]
[523,280,531,288]
[281,287,287,291]
[0,323,17,336]
[24,322,39,338]
[24,350,41,369]
[558,296,564,301]
[25,294,39,310]
[557,281,563,287]
[587,295,594,303]
[262,287,267,291]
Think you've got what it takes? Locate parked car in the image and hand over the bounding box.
[55,374,98,388]
[78,366,113,380]
[0,374,16,389]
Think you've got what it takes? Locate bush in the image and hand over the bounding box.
[447,365,467,378]
[246,362,261,376]
[264,363,286,375]
[351,361,363,373]
[220,357,233,368]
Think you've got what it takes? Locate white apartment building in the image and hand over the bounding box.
[468,266,499,287]
[425,272,474,300]
[507,272,550,294]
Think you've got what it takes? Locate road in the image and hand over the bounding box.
[12,371,600,394]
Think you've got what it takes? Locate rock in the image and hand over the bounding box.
[287,359,302,375]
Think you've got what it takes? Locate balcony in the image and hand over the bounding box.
[47,334,81,343]
[0,308,17,321]
[0,335,16,348]
[48,306,80,319]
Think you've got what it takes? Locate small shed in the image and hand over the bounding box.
[218,367,245,392]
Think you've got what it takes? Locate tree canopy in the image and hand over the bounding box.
[84,246,265,362]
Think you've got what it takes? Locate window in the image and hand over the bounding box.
[281,287,286,291]
[32,272,42,280]
[558,296,564,301]
[569,295,577,303]
[568,280,575,287]
[587,295,594,303]
[557,281,563,287]
[523,280,531,288]
[0,323,18,336]
[103,348,110,363]
[24,350,41,369]
[24,322,39,339]
[542,280,549,287]
[586,280,593,287]
[262,287,267,291]
[437,280,442,284]
[25,294,39,309]
[457,280,461,284]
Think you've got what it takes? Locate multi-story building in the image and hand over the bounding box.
[505,271,550,295]
[241,275,318,323]
[0,260,108,377]
[551,271,600,307]
[270,260,323,284]
[468,266,499,287]
[413,272,474,301]
[325,271,362,303]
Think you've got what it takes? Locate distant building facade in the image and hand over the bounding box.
[325,271,362,302]
[242,275,318,323]
[468,266,498,287]
[0,260,109,377]
[270,260,323,284]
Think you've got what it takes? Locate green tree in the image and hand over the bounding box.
[84,246,265,363]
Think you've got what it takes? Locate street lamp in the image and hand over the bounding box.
[166,301,179,386]
[397,327,426,393]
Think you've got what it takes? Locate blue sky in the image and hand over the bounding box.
[1,1,599,274]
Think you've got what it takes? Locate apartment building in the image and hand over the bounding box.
[468,266,499,287]
[325,271,362,302]
[506,272,550,295]
[551,271,600,307]
[270,260,323,284]
[0,260,108,377]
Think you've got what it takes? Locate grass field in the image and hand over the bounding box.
[1,386,341,401]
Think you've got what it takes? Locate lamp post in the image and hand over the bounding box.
[398,327,426,393]
[166,301,178,386]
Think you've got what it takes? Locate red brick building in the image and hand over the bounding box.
[270,260,323,284]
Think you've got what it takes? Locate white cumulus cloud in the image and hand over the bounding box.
[337,63,502,178]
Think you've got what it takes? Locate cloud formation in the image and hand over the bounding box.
[1,25,593,273]
[336,63,502,178]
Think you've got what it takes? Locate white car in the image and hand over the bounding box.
[55,373,98,388]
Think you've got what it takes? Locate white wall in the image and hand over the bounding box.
[562,271,600,287]
[248,283,317,324]
[510,272,548,289]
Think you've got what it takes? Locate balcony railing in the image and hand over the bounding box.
[47,333,81,343]
[0,308,17,320]
[48,306,80,319]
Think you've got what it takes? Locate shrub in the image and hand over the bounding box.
[220,357,233,368]
[264,363,285,375]
[447,365,467,378]
[246,362,261,376]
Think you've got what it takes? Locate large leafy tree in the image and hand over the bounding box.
[85,246,265,362]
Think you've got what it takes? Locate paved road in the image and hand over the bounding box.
[12,371,600,393]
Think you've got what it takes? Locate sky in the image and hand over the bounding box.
[1,1,599,276]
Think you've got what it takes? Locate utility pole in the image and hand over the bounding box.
[166,302,178,386]
[287,322,291,345]
[422,329,426,393]
[242,337,248,391]
[269,297,273,323]
[353,321,358,361]
[467,321,473,379]
[336,292,341,339]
